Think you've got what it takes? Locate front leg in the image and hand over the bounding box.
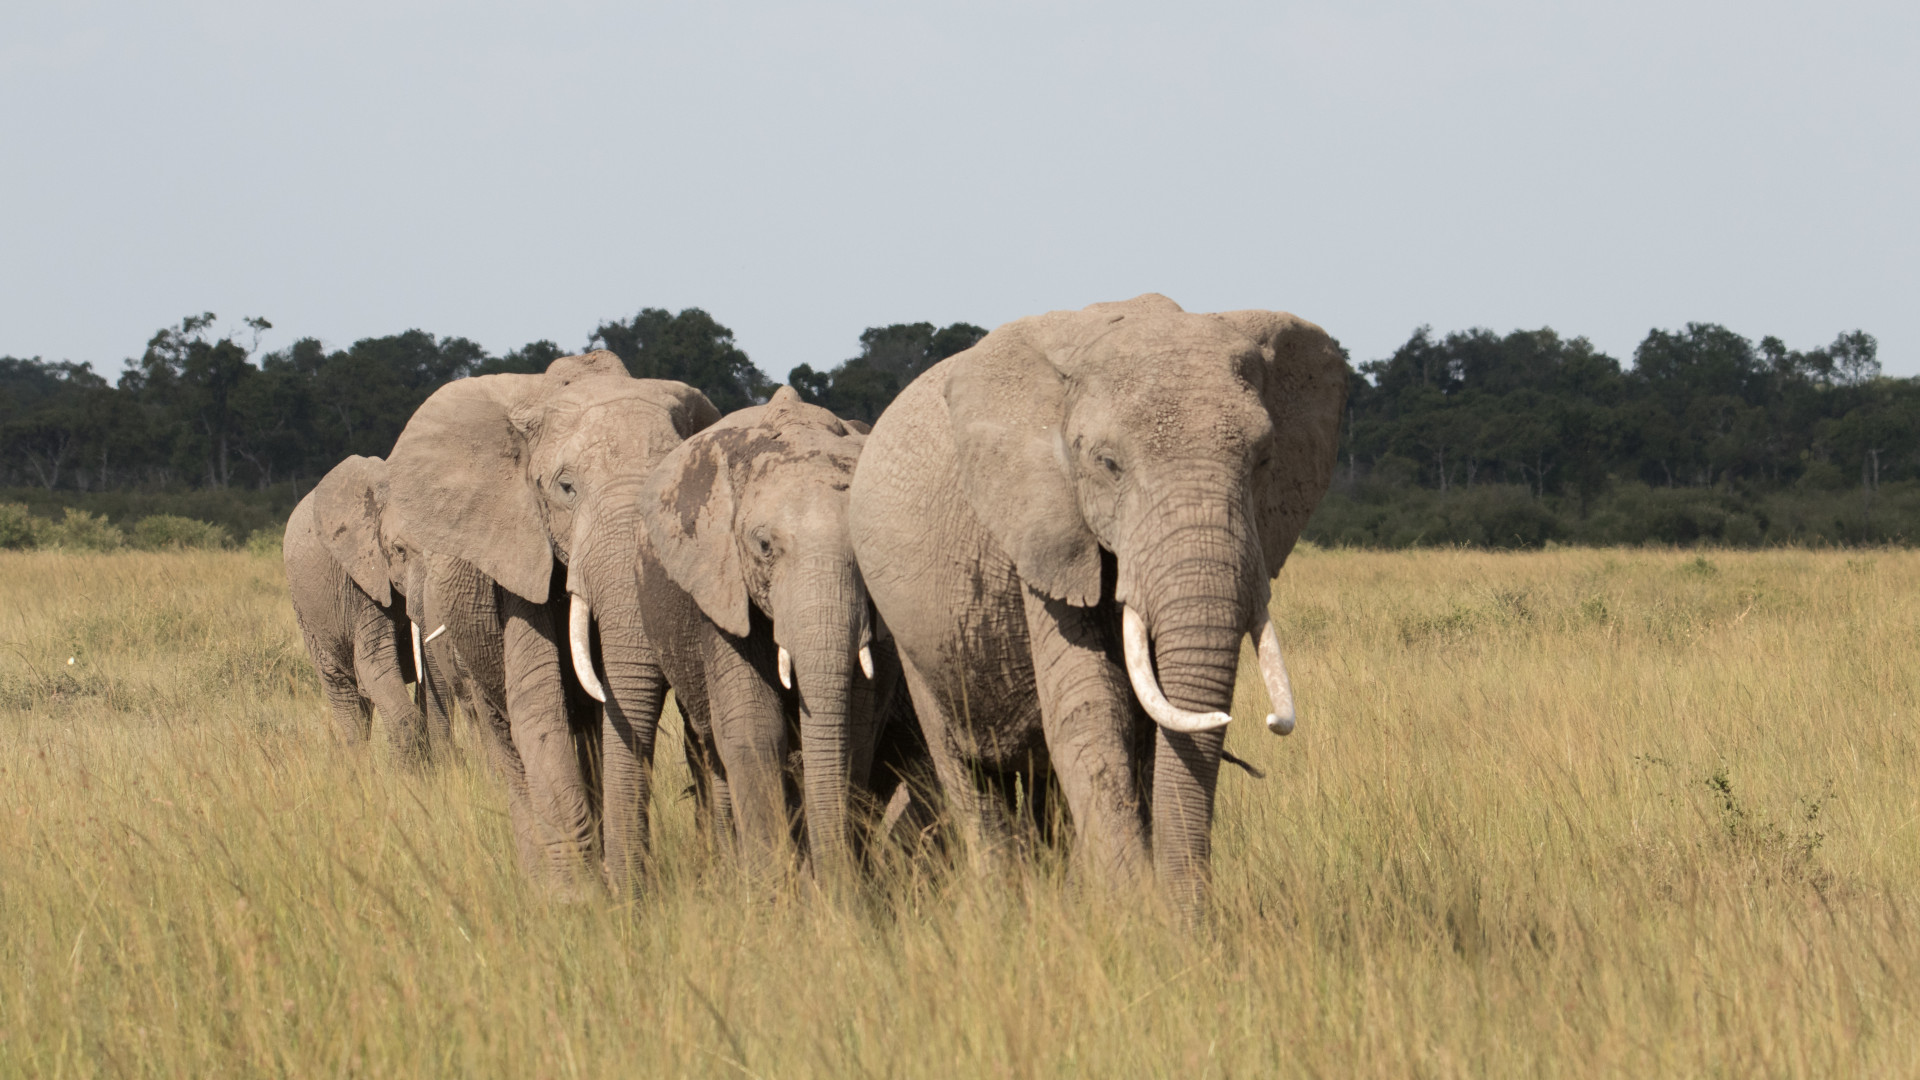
[1021,586,1152,893]
[700,620,793,885]
[500,588,602,896]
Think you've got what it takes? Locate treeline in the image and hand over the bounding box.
[4,308,1913,547]
[1305,322,1918,547]
[0,308,984,494]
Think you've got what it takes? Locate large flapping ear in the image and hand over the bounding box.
[943,316,1106,606]
[640,434,751,637]
[311,455,394,606]
[1211,311,1349,575]
[387,374,556,604]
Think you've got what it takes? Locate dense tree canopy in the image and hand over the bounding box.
[0,307,777,491]
[590,308,772,413]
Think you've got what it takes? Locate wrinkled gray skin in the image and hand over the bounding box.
[634,387,891,885]
[284,455,460,762]
[849,295,1346,919]
[387,351,720,893]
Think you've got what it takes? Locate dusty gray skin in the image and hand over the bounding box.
[284,454,460,763]
[634,387,894,886]
[848,294,1347,919]
[386,351,720,894]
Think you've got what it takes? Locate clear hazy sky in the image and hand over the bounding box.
[3,1,1915,380]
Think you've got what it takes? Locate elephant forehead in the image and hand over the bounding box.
[550,398,681,459]
[1082,360,1270,456]
[740,430,860,482]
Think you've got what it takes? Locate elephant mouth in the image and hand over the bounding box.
[1118,593,1296,737]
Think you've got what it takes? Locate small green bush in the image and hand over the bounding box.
[130,514,232,550]
[245,527,284,557]
[0,503,43,550]
[38,508,124,551]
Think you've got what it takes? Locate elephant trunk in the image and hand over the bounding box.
[573,491,669,897]
[783,554,875,884]
[1122,480,1259,922]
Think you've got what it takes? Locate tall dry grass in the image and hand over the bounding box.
[2,547,1918,1077]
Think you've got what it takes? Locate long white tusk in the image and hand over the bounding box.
[858,644,874,680]
[1253,607,1296,735]
[569,593,607,704]
[777,646,793,690]
[1120,606,1232,733]
[422,623,447,645]
[411,622,423,684]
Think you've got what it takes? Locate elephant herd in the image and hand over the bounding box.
[285,294,1348,918]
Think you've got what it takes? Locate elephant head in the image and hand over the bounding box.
[309,454,428,665]
[641,386,877,873]
[942,294,1347,899]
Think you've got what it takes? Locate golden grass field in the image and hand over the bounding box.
[3,546,1918,1077]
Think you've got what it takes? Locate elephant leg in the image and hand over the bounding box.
[673,680,731,850]
[897,654,1015,874]
[320,666,373,746]
[1021,589,1152,892]
[300,618,372,745]
[500,590,602,895]
[701,628,792,884]
[433,559,546,878]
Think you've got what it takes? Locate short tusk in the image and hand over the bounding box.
[1120,606,1232,733]
[411,622,423,684]
[569,593,607,704]
[1253,607,1296,735]
[858,644,874,680]
[422,623,447,645]
[777,646,793,690]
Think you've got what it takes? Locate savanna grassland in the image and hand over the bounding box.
[3,547,1918,1077]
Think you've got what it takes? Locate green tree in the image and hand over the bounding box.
[788,321,987,424]
[590,308,771,413]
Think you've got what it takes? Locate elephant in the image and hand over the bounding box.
[847,294,1346,918]
[385,350,720,893]
[634,386,899,885]
[284,454,461,762]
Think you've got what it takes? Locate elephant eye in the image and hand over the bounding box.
[1097,452,1122,477]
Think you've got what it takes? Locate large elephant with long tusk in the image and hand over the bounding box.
[385,350,720,894]
[284,454,461,762]
[848,295,1346,919]
[628,387,898,887]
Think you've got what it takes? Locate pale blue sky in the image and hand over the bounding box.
[3,1,1915,378]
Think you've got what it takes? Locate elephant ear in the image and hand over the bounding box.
[1212,310,1349,575]
[641,434,750,637]
[943,320,1104,606]
[387,374,555,604]
[311,455,393,606]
